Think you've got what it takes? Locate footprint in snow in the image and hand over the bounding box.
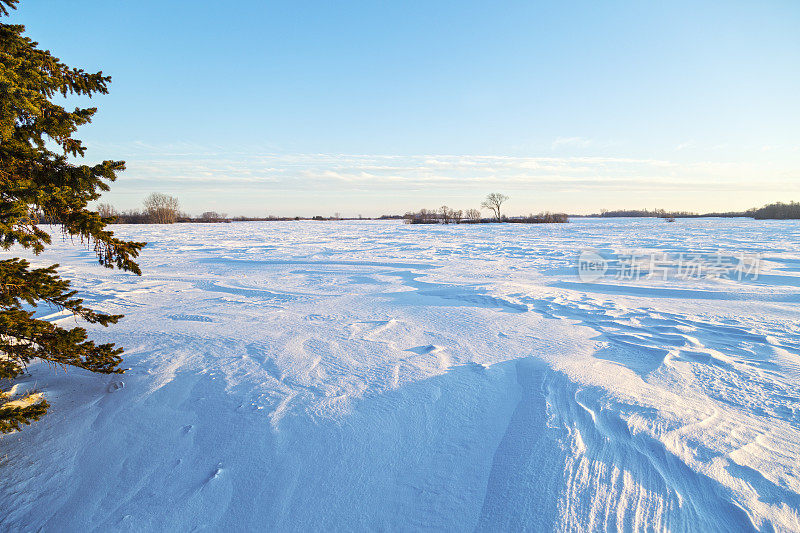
[406,345,439,355]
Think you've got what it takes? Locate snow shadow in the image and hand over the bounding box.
[253,358,757,532]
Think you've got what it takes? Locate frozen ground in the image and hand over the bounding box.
[1,218,799,531]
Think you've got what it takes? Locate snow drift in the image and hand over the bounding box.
[1,218,799,531]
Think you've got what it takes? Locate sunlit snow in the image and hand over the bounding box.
[1,219,799,531]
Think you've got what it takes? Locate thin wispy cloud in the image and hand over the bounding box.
[92,144,800,215]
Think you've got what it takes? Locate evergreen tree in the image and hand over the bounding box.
[0,0,145,432]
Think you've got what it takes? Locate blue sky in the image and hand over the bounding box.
[11,0,800,216]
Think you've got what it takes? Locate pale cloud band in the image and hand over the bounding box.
[90,143,800,216]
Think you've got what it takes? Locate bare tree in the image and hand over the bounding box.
[481,193,509,221]
[452,209,463,223]
[465,208,481,221]
[143,193,180,224]
[440,205,452,224]
[200,211,226,221]
[96,202,117,219]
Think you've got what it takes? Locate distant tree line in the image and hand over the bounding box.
[97,193,231,224]
[579,202,800,220]
[404,207,472,224]
[404,193,569,224]
[590,208,702,218]
[751,201,800,220]
[92,196,800,225]
[506,212,570,224]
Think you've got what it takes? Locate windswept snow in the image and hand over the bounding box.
[1,218,799,531]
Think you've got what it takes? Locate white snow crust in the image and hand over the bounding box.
[1,218,799,531]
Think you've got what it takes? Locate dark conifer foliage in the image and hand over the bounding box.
[0,0,145,432]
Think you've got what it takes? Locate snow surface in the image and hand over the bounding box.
[1,218,799,531]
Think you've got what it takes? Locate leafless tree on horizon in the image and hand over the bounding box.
[143,193,180,224]
[481,193,509,221]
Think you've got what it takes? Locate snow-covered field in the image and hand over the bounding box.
[2,218,799,531]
